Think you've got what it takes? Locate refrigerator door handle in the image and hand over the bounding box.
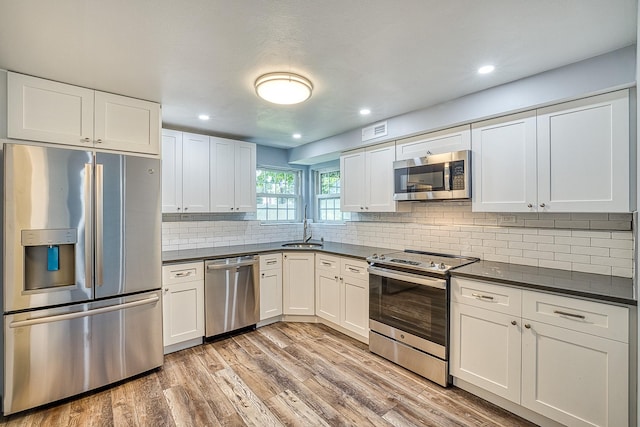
[8,295,160,328]
[84,163,93,289]
[95,163,104,287]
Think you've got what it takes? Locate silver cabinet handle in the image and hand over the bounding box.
[206,259,258,270]
[539,203,546,208]
[511,320,517,326]
[9,295,160,328]
[524,324,531,329]
[554,310,585,319]
[471,293,494,300]
[95,163,104,287]
[348,267,361,273]
[266,260,277,265]
[321,261,333,267]
[527,203,533,208]
[174,271,192,277]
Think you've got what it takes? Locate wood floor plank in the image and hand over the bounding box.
[0,322,537,427]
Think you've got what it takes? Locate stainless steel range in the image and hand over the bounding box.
[367,250,478,386]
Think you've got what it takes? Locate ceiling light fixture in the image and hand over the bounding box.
[255,72,313,105]
[359,108,371,115]
[478,65,495,74]
[198,114,210,120]
[292,133,302,139]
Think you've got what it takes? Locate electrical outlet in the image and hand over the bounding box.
[500,215,516,224]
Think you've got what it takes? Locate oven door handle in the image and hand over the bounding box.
[367,266,446,290]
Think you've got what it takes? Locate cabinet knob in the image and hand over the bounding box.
[230,207,234,211]
[95,138,103,144]
[360,207,364,210]
[539,203,546,208]
[524,324,531,329]
[261,273,264,278]
[365,207,369,210]
[334,276,338,280]
[527,203,533,208]
[511,320,517,326]
[82,137,91,143]
[177,207,181,211]
[236,207,240,211]
[164,288,169,292]
[184,207,188,211]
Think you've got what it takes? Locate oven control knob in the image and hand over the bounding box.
[380,255,386,260]
[439,262,446,270]
[430,261,436,267]
[371,253,378,259]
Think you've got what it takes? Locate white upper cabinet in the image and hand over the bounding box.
[472,90,631,213]
[472,111,537,212]
[161,130,209,213]
[341,141,405,212]
[536,90,630,212]
[395,124,471,160]
[8,72,160,155]
[210,136,256,213]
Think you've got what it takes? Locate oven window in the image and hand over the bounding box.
[369,273,447,346]
[394,163,446,193]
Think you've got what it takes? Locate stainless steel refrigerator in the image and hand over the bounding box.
[1,143,163,415]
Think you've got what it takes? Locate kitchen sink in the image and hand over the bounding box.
[281,242,323,248]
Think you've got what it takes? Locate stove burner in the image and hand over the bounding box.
[389,258,420,266]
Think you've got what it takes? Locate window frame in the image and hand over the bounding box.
[256,167,302,223]
[315,167,349,222]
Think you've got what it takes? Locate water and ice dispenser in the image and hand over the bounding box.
[21,229,77,291]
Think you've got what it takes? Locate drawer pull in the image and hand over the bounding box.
[321,262,333,267]
[174,271,192,277]
[554,310,586,320]
[266,260,277,265]
[348,267,361,273]
[471,293,494,300]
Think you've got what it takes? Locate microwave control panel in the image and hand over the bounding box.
[451,161,465,190]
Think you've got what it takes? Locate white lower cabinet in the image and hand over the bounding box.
[282,252,315,315]
[450,277,630,427]
[316,254,369,341]
[259,253,283,320]
[162,262,205,353]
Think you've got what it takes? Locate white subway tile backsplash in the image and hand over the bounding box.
[162,203,634,278]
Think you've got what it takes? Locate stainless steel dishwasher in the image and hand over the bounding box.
[204,255,260,338]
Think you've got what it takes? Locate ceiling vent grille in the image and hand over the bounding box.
[361,121,388,142]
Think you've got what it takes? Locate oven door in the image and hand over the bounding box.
[369,265,448,353]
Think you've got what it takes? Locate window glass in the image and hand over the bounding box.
[316,169,350,222]
[256,169,300,222]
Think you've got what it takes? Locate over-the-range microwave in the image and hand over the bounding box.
[393,150,471,201]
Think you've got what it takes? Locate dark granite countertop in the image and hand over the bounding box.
[451,260,636,306]
[162,241,389,263]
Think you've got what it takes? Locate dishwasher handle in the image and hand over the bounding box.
[206,257,259,271]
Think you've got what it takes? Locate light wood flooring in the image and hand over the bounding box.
[0,322,536,426]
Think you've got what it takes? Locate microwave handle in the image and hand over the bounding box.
[444,161,450,191]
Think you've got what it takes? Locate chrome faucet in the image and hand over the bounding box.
[303,204,312,242]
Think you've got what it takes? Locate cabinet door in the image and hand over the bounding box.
[341,275,369,338]
[521,320,628,427]
[365,142,397,212]
[395,125,471,160]
[7,72,95,147]
[209,136,236,212]
[450,303,521,403]
[161,130,183,213]
[94,91,161,155]
[340,149,366,212]
[162,280,205,346]
[282,252,315,315]
[234,141,257,212]
[472,111,537,212]
[537,90,630,212]
[181,133,210,212]
[259,268,283,320]
[316,271,340,323]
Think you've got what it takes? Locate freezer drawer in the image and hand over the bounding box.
[3,291,163,415]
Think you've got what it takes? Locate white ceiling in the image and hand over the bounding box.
[0,1,636,149]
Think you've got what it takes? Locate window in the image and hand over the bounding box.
[316,169,350,222]
[256,168,301,221]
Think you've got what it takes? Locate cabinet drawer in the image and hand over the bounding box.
[341,258,368,280]
[316,254,340,272]
[522,290,629,343]
[260,253,282,271]
[162,261,204,285]
[451,277,521,316]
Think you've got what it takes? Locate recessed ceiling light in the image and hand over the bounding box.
[255,72,313,105]
[198,114,210,120]
[478,65,495,74]
[292,133,302,139]
[359,108,371,115]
